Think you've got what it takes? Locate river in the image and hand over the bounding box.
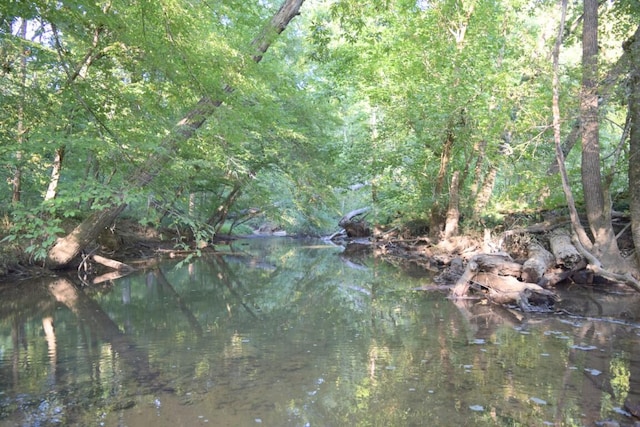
[1,237,640,426]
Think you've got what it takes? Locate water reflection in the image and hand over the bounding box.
[1,238,640,426]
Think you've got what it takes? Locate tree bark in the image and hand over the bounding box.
[473,165,497,219]
[546,119,580,175]
[430,129,454,239]
[626,25,640,268]
[44,146,65,201]
[548,228,583,268]
[450,255,556,311]
[46,205,127,269]
[443,170,460,239]
[522,242,555,284]
[208,182,244,233]
[90,254,133,272]
[45,0,306,269]
[471,272,556,312]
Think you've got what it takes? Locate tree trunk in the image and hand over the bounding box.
[429,129,454,239]
[338,207,371,238]
[626,25,640,268]
[451,253,523,297]
[546,119,580,175]
[46,205,127,269]
[208,182,244,233]
[44,146,65,201]
[468,139,487,199]
[550,0,592,253]
[580,0,623,265]
[451,254,556,311]
[443,170,460,239]
[45,0,306,269]
[473,164,497,219]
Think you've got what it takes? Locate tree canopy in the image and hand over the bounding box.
[1,0,639,269]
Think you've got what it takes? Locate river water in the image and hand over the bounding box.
[2,237,640,426]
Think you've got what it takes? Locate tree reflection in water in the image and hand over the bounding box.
[1,238,640,426]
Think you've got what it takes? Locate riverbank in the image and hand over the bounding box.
[1,210,638,302]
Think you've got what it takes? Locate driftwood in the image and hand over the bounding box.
[522,242,555,284]
[451,253,556,312]
[471,273,557,312]
[451,254,522,297]
[549,229,583,268]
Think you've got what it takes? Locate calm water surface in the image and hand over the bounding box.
[2,237,640,426]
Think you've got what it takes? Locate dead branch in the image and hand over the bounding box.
[90,254,134,272]
[91,270,134,285]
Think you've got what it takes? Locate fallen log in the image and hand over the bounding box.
[451,253,522,297]
[539,259,587,288]
[338,207,371,238]
[471,272,557,312]
[450,253,557,311]
[548,229,583,268]
[338,207,370,227]
[522,242,555,284]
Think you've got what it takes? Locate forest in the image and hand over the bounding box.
[1,0,640,301]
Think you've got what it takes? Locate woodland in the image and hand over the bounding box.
[1,0,640,308]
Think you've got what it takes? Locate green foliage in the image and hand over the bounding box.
[1,202,64,262]
[0,0,637,262]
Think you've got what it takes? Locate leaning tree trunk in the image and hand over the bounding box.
[45,0,306,269]
[627,24,640,269]
[551,0,592,253]
[46,205,127,268]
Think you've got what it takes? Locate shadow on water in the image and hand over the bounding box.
[2,237,640,426]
